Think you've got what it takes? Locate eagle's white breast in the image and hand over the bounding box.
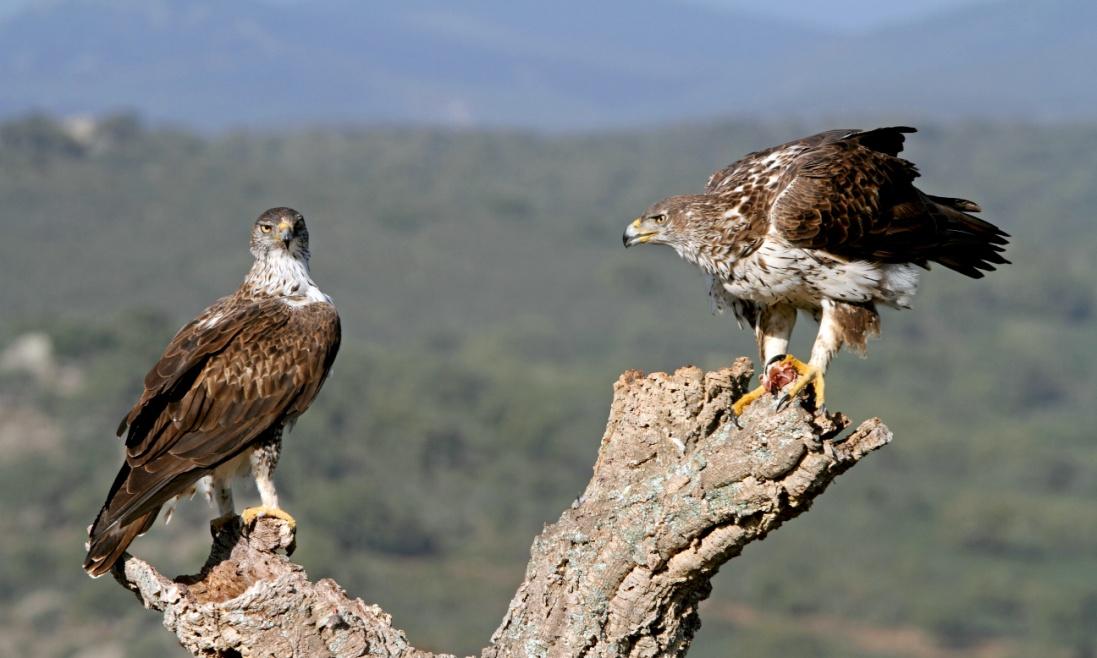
[251,249,333,306]
[721,239,920,310]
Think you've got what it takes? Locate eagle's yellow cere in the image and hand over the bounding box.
[624,127,1008,416]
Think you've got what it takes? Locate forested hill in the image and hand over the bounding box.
[0,116,1094,657]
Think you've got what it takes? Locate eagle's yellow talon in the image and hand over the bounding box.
[772,354,811,379]
[775,364,825,411]
[241,505,297,529]
[732,354,817,421]
[731,384,767,418]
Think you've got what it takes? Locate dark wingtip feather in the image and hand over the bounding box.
[923,194,1011,279]
[84,464,159,577]
[84,509,156,577]
[850,126,918,156]
[84,524,127,577]
[928,195,982,213]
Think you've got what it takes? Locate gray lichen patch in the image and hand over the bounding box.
[111,360,888,658]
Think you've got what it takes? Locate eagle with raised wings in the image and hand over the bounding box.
[84,207,340,577]
[623,127,1008,417]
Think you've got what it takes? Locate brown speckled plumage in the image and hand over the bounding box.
[84,208,341,577]
[624,127,1009,401]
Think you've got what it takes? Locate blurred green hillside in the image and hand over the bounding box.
[0,115,1094,658]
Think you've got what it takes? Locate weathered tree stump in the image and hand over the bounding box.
[112,358,892,657]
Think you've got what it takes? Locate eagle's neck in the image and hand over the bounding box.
[243,249,325,301]
[675,243,724,277]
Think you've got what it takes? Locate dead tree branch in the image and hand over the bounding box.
[111,358,891,657]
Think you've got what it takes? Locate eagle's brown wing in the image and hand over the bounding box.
[771,128,1009,277]
[704,127,905,195]
[84,298,340,576]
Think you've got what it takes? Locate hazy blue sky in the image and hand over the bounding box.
[702,0,982,29]
[0,0,982,30]
[0,0,25,17]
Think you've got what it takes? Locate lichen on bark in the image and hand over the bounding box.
[111,358,891,658]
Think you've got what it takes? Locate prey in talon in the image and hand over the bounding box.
[623,127,1008,420]
[731,353,816,421]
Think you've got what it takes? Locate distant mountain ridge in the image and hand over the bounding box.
[0,0,1091,129]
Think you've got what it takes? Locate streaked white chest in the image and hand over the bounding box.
[251,250,333,306]
[719,239,920,309]
[282,284,332,307]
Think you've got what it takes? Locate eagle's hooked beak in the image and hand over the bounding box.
[622,217,656,248]
[277,220,294,245]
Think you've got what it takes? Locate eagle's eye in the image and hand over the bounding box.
[651,213,668,224]
[259,224,273,233]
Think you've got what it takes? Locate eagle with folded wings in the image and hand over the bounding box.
[623,127,1008,417]
[84,207,340,576]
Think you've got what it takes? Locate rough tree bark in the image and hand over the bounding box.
[112,358,892,658]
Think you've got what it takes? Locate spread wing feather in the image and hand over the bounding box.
[84,298,340,576]
[770,128,1009,277]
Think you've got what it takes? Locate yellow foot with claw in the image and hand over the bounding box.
[241,505,297,530]
[775,362,825,412]
[732,384,767,419]
[241,506,298,555]
[731,354,814,423]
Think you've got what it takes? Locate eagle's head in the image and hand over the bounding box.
[250,207,310,261]
[623,194,715,252]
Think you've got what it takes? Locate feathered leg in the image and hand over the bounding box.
[208,474,237,534]
[775,299,878,411]
[757,304,797,369]
[732,304,797,418]
[775,321,834,411]
[253,452,280,511]
[240,428,296,537]
[214,477,235,516]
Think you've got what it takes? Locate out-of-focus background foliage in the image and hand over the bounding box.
[0,1,1094,657]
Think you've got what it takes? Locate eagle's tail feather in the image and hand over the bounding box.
[83,462,163,577]
[84,508,158,577]
[928,199,1010,279]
